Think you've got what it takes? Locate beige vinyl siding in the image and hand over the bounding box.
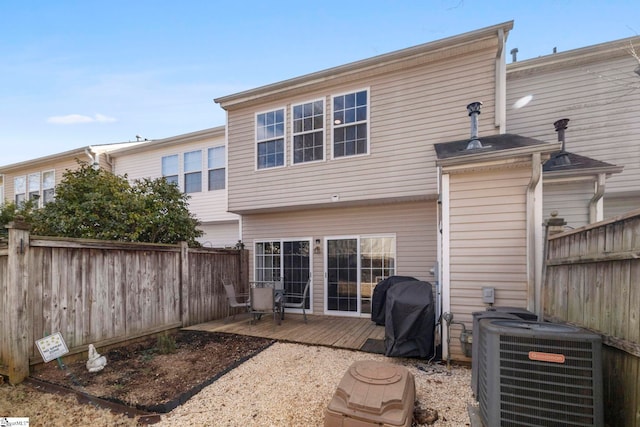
[112,136,238,224]
[242,201,437,315]
[604,194,640,219]
[198,222,239,248]
[227,46,499,213]
[507,51,640,204]
[1,156,88,204]
[448,167,530,360]
[543,181,593,228]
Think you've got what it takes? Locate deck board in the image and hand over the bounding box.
[184,313,385,351]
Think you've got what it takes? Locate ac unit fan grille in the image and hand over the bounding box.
[497,334,597,426]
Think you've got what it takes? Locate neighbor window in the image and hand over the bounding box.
[28,172,41,205]
[292,100,324,164]
[333,89,368,158]
[256,108,285,169]
[14,176,26,206]
[162,155,179,186]
[208,146,226,190]
[183,150,202,193]
[42,170,55,204]
[0,175,4,206]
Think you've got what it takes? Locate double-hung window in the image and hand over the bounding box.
[162,155,179,186]
[292,100,324,164]
[208,146,225,190]
[184,150,202,193]
[28,172,40,204]
[332,89,368,158]
[42,170,55,204]
[14,176,26,206]
[256,108,285,169]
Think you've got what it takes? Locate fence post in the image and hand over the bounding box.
[179,241,190,327]
[5,220,31,384]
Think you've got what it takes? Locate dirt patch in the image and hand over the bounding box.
[31,330,274,412]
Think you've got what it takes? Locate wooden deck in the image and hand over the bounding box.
[184,313,385,351]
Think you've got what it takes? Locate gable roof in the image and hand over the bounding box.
[215,21,514,110]
[434,133,559,167]
[0,141,147,173]
[543,151,623,178]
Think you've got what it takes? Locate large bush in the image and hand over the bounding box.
[13,162,204,246]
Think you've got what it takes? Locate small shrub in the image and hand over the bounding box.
[157,334,177,355]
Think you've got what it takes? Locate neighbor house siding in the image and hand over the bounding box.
[198,222,239,248]
[448,167,530,360]
[242,201,437,315]
[227,46,499,213]
[543,181,593,228]
[507,39,640,214]
[112,133,238,225]
[1,156,88,204]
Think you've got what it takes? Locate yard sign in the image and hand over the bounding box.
[35,332,69,363]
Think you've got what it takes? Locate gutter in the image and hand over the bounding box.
[495,28,506,131]
[527,153,542,316]
[589,173,606,223]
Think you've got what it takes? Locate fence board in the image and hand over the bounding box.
[545,209,640,427]
[1,228,245,384]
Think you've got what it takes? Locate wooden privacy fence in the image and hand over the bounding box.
[544,208,640,427]
[0,221,248,384]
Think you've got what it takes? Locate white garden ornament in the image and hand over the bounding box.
[86,344,107,372]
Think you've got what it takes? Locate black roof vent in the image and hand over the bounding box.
[466,101,483,150]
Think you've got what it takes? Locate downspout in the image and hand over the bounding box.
[589,173,606,223]
[494,28,506,132]
[527,152,542,316]
[84,148,99,170]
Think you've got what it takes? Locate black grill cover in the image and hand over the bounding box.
[384,281,435,358]
[371,276,418,325]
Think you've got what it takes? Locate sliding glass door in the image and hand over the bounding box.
[255,239,311,311]
[326,236,395,316]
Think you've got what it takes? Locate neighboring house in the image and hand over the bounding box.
[0,142,144,208]
[109,126,240,248]
[507,35,640,226]
[214,21,532,360]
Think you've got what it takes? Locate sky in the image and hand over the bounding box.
[1,0,639,165]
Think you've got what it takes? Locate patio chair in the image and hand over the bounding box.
[250,285,281,326]
[222,278,250,323]
[283,278,311,323]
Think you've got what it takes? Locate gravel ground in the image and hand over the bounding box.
[1,342,474,426]
[157,342,473,426]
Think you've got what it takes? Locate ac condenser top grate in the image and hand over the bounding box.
[477,320,603,427]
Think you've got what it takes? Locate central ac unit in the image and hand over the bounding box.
[477,320,603,427]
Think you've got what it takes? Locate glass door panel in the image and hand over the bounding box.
[283,241,311,310]
[327,239,358,313]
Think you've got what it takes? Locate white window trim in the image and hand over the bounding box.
[14,175,26,205]
[290,98,326,166]
[253,237,314,315]
[183,149,203,194]
[0,174,4,205]
[330,87,371,161]
[207,145,226,191]
[323,233,397,317]
[255,106,287,171]
[161,154,181,189]
[42,169,56,205]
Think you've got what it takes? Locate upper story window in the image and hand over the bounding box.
[162,155,179,186]
[332,89,368,158]
[256,108,285,169]
[28,173,40,205]
[292,100,324,164]
[42,170,55,204]
[0,175,4,206]
[208,146,226,191]
[14,176,26,206]
[184,150,202,193]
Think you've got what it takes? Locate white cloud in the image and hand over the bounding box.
[47,113,117,125]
